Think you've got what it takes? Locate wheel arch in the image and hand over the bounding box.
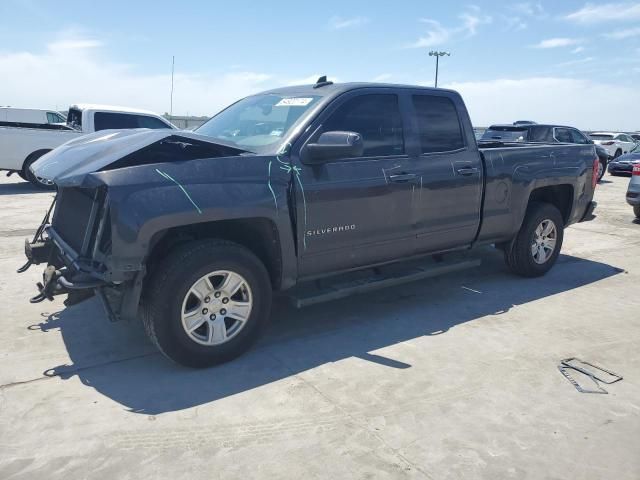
[526,184,574,225]
[22,149,52,174]
[145,217,284,290]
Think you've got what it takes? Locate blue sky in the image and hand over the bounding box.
[1,1,639,129]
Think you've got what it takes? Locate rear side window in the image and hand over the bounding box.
[412,95,464,153]
[94,112,170,131]
[322,94,404,157]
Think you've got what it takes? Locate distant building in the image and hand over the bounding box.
[163,114,209,130]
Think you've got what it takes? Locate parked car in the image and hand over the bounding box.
[480,124,608,181]
[0,104,175,188]
[0,107,66,126]
[608,145,640,175]
[589,132,637,158]
[22,81,598,368]
[627,163,640,219]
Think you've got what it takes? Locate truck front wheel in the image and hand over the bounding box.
[142,239,272,368]
[504,203,564,277]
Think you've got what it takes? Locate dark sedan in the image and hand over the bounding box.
[608,148,640,175]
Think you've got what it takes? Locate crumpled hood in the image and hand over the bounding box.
[31,129,240,185]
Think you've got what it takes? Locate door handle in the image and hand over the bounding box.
[456,167,479,176]
[389,173,417,183]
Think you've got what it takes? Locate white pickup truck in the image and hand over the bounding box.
[0,104,175,188]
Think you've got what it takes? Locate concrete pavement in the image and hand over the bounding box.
[0,173,638,479]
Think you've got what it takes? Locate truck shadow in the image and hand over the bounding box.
[37,250,623,414]
[0,180,49,196]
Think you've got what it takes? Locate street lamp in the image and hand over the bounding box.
[428,51,450,88]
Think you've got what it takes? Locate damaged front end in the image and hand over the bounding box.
[19,129,252,321]
[19,186,133,321]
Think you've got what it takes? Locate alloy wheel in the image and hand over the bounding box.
[180,270,253,346]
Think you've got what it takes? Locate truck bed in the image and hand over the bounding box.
[476,141,597,244]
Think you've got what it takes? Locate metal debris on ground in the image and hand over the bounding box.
[558,357,623,394]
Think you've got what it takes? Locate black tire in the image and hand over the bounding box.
[614,149,622,159]
[141,239,272,368]
[634,205,640,219]
[17,170,28,181]
[504,203,564,277]
[23,150,55,190]
[597,160,606,182]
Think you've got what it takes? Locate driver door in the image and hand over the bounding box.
[291,90,416,278]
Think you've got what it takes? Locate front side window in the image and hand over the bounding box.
[321,94,404,157]
[196,94,322,153]
[413,95,464,153]
[46,112,64,124]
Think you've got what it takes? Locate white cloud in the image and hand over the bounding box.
[603,27,640,39]
[556,56,595,67]
[406,8,491,48]
[406,19,451,48]
[47,39,103,51]
[566,3,640,24]
[571,46,585,54]
[0,37,276,116]
[532,37,583,48]
[328,16,369,30]
[444,77,640,130]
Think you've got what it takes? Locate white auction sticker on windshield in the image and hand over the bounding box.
[275,97,313,107]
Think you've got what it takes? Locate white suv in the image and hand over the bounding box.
[589,132,637,158]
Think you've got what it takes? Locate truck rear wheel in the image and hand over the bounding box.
[142,239,272,368]
[634,205,640,219]
[504,203,564,277]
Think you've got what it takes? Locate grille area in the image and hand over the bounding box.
[52,187,98,253]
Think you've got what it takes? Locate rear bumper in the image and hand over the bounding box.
[580,201,597,222]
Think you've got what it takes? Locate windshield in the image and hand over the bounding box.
[480,128,527,142]
[589,134,613,140]
[195,94,322,153]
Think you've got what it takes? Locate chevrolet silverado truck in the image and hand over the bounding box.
[20,80,599,367]
[0,104,175,188]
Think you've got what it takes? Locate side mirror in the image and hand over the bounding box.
[303,131,364,163]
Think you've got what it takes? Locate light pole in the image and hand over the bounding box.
[428,51,450,88]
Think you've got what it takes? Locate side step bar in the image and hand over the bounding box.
[288,256,481,308]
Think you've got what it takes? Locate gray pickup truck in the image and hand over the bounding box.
[22,79,599,367]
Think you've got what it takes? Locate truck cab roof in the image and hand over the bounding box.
[261,82,459,99]
[69,104,164,117]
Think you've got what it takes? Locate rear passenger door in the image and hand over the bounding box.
[407,92,483,253]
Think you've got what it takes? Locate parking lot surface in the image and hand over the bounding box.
[0,174,638,479]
